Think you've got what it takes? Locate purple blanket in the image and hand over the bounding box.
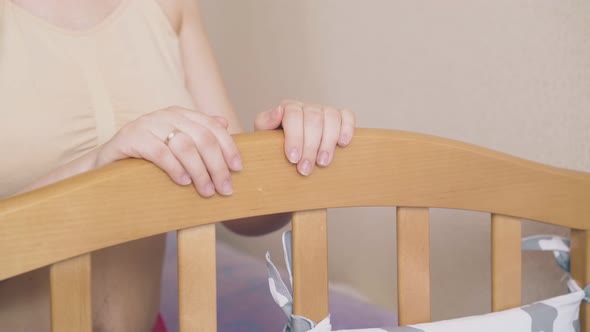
[160,232,396,332]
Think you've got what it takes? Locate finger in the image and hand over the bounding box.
[281,99,305,107]
[298,105,324,176]
[317,106,341,167]
[254,105,284,131]
[174,109,242,172]
[212,116,229,129]
[187,124,233,196]
[338,109,356,146]
[282,102,304,164]
[167,131,216,197]
[138,133,192,186]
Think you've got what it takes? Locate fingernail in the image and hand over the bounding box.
[288,148,300,163]
[180,174,192,186]
[339,134,350,146]
[203,182,215,196]
[233,156,243,171]
[317,151,330,167]
[221,179,233,196]
[299,160,313,176]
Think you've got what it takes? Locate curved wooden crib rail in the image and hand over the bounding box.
[1,128,590,331]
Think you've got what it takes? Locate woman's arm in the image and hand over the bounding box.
[178,0,243,134]
[178,1,292,235]
[17,149,99,195]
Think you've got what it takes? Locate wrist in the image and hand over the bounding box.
[93,144,113,169]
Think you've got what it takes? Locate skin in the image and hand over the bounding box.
[2,0,356,330]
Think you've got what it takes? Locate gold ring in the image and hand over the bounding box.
[164,129,180,145]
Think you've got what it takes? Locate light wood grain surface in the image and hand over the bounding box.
[491,214,522,311]
[1,127,590,330]
[397,207,431,325]
[572,230,590,332]
[50,254,92,332]
[2,129,589,280]
[178,224,217,332]
[292,209,329,322]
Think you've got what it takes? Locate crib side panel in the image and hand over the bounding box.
[3,129,590,282]
[572,230,590,332]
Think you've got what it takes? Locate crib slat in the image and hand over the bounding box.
[397,207,430,325]
[491,214,522,311]
[178,224,216,332]
[50,253,92,332]
[292,209,329,323]
[571,230,590,332]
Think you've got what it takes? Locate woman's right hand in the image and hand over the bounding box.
[95,106,242,197]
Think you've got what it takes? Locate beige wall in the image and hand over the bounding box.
[199,0,590,321]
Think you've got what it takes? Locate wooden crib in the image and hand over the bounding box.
[1,128,589,332]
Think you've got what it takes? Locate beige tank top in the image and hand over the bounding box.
[0,0,195,198]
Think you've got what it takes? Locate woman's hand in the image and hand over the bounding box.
[96,106,242,197]
[254,100,356,176]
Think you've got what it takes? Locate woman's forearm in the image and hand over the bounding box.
[17,149,99,195]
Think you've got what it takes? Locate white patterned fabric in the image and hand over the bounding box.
[267,233,588,332]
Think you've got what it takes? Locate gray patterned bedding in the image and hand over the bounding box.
[159,232,396,332]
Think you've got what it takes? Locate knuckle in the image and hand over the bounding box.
[137,113,161,128]
[284,103,302,113]
[204,164,226,184]
[227,146,240,159]
[341,123,355,134]
[341,108,356,121]
[304,104,323,112]
[323,129,341,144]
[172,134,193,155]
[162,106,186,119]
[135,113,152,125]
[158,107,172,114]
[194,172,212,186]
[162,105,182,113]
[306,110,324,125]
[220,140,237,156]
[195,130,218,148]
[211,170,231,184]
[205,117,224,131]
[324,106,340,117]
[281,99,299,105]
[342,122,354,130]
[304,137,320,148]
[303,108,322,119]
[150,144,170,161]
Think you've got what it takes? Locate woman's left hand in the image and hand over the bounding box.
[254,100,355,176]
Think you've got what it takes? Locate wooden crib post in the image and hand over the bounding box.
[397,207,430,325]
[50,254,92,332]
[571,230,590,332]
[178,224,217,332]
[292,209,329,323]
[491,214,522,311]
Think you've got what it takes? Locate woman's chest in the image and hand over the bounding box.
[0,6,193,196]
